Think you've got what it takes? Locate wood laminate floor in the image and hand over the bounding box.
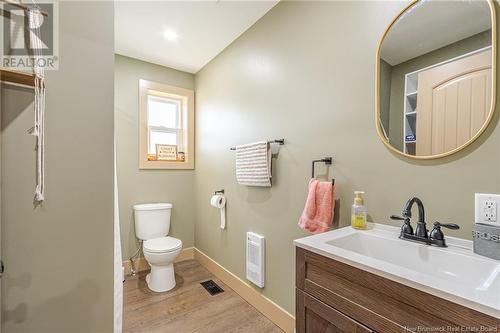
[123,259,284,333]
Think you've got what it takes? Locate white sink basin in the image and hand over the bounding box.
[294,223,500,318]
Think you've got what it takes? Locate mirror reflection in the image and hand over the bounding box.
[378,0,494,157]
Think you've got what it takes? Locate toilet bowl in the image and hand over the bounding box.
[143,236,182,292]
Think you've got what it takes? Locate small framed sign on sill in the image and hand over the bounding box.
[156,144,177,161]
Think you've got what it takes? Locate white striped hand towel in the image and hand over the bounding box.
[235,141,272,187]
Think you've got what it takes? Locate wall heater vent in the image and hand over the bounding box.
[246,232,265,288]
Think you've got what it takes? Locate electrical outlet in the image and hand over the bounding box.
[475,193,500,226]
[484,200,497,222]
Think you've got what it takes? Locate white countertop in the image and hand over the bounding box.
[294,223,500,319]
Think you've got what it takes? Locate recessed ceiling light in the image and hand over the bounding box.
[163,30,178,41]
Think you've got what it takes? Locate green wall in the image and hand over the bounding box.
[115,55,196,260]
[379,59,393,136]
[194,1,500,314]
[1,2,114,331]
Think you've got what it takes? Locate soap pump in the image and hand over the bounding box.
[351,191,367,229]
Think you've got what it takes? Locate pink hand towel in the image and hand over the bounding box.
[298,179,335,234]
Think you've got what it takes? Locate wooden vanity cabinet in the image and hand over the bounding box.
[297,289,373,333]
[296,247,500,333]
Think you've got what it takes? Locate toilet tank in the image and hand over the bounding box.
[133,203,172,240]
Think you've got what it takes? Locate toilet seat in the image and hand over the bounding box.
[144,236,182,253]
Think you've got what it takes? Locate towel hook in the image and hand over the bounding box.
[312,157,334,185]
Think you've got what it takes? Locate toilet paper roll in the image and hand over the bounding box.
[210,195,226,229]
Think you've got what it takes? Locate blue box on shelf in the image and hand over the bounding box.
[405,134,416,142]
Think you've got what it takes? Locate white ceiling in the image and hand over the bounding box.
[381,0,491,66]
[115,1,278,74]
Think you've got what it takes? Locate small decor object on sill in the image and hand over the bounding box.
[156,144,177,161]
[177,151,185,162]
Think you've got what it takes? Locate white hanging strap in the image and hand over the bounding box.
[28,7,45,202]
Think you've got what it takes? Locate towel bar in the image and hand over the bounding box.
[230,139,285,151]
[312,157,334,185]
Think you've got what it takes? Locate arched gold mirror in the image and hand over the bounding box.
[376,0,496,159]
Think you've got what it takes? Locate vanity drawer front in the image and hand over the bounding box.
[296,289,373,333]
[296,247,500,332]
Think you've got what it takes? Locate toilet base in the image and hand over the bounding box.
[146,263,176,292]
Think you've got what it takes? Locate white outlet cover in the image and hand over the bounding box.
[475,193,500,226]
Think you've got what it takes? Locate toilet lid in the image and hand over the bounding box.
[143,237,182,253]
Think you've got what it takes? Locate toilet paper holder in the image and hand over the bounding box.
[211,190,227,230]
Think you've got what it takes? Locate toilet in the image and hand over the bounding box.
[133,203,182,292]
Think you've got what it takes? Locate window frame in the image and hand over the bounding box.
[139,79,195,169]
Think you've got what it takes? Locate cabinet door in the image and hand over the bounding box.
[297,289,373,333]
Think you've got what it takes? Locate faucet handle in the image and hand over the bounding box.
[430,222,460,243]
[391,215,413,236]
[433,222,460,230]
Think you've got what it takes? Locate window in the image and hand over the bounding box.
[139,80,194,169]
[147,96,181,154]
